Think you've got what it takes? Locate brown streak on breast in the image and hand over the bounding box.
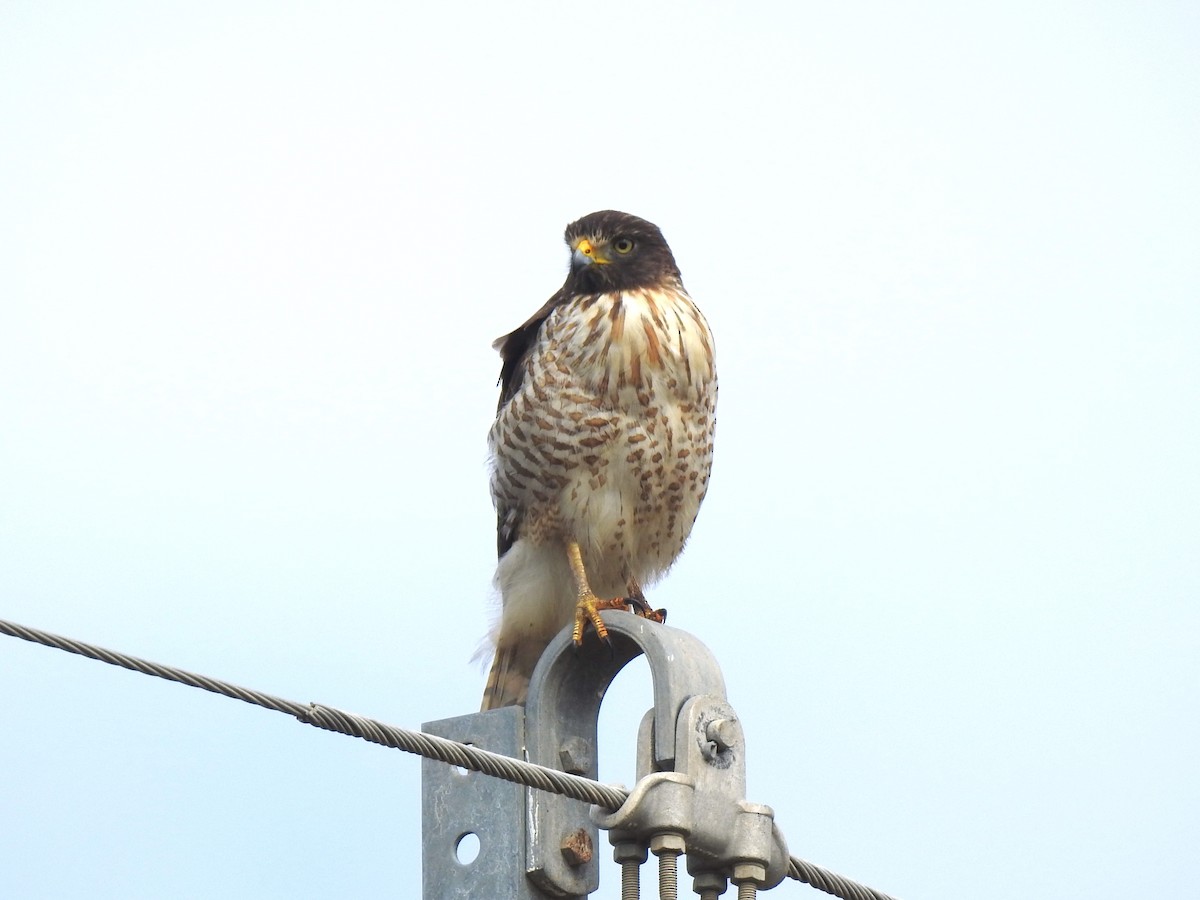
[643,292,666,330]
[609,297,625,342]
[581,321,605,348]
[641,318,663,368]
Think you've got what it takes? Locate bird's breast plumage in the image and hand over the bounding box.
[489,285,717,596]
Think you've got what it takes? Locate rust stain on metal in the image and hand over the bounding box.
[559,828,594,867]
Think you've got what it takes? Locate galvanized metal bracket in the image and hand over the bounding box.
[422,610,786,898]
[522,611,731,896]
[422,705,536,899]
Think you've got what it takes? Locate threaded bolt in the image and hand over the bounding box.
[650,833,686,900]
[657,848,679,900]
[621,858,640,899]
[613,841,647,900]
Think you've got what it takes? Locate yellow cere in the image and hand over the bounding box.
[574,237,610,264]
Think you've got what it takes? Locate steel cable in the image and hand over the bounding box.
[1,616,900,900]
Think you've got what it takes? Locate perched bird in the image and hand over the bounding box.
[481,210,717,710]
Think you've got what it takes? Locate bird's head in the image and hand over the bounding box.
[563,210,681,294]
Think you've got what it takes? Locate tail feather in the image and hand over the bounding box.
[481,538,577,710]
[481,637,547,710]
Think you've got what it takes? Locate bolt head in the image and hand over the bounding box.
[560,828,594,867]
[558,737,591,775]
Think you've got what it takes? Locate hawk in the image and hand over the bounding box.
[481,210,717,710]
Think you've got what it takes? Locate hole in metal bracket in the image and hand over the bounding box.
[455,831,480,865]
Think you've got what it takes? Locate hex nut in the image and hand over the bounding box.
[732,862,766,885]
[612,841,648,864]
[649,831,687,855]
[693,871,729,895]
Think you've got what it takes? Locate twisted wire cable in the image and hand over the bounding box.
[1,616,899,900]
[0,617,625,809]
[787,858,899,900]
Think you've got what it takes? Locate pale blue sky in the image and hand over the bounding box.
[2,3,1197,898]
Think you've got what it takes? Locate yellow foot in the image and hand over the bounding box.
[571,593,668,646]
[565,541,667,646]
[572,593,632,645]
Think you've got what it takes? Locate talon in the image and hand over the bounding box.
[572,591,631,646]
[566,541,664,646]
[622,596,666,624]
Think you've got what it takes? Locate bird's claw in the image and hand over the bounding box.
[572,593,623,646]
[623,596,667,624]
[572,593,667,647]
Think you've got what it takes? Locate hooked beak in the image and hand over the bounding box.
[572,237,610,268]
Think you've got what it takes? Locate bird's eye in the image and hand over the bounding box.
[613,237,635,254]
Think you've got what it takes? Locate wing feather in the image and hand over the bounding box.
[492,288,568,558]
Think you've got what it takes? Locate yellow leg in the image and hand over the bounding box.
[566,542,666,646]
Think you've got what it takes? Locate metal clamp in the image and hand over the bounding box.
[423,611,786,898]
[592,695,789,893]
